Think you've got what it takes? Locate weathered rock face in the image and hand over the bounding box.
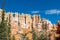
[57,21,60,34]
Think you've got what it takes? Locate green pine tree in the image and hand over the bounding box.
[8,14,11,40]
[0,9,9,40]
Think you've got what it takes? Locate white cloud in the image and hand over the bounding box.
[0,9,3,11]
[45,9,60,14]
[31,11,40,13]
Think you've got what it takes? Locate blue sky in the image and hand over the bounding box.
[0,0,60,24]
